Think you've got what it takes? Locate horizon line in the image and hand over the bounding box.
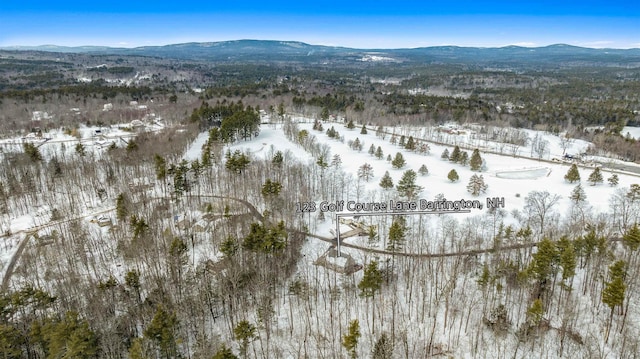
[1,39,639,51]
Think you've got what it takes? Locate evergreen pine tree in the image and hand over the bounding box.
[367,225,378,245]
[126,139,138,153]
[316,156,329,170]
[405,136,416,150]
[396,170,423,200]
[358,260,383,297]
[368,144,376,156]
[526,299,544,327]
[23,142,42,161]
[154,155,167,181]
[447,169,459,182]
[379,171,394,190]
[298,130,309,145]
[588,167,603,185]
[418,164,428,176]
[145,306,179,358]
[528,237,558,290]
[261,179,283,197]
[387,217,407,252]
[320,107,329,121]
[602,260,627,342]
[342,319,361,359]
[477,264,491,288]
[220,236,240,258]
[470,149,483,171]
[441,148,450,160]
[459,151,469,165]
[234,320,257,359]
[191,159,202,181]
[570,184,587,203]
[608,174,619,186]
[351,137,361,151]
[327,126,336,138]
[42,311,99,359]
[557,236,576,286]
[128,338,147,359]
[272,151,283,166]
[51,156,63,177]
[360,124,368,134]
[347,119,355,129]
[375,146,384,159]
[450,146,461,162]
[623,224,640,251]
[226,150,250,174]
[564,164,581,183]
[213,344,239,359]
[628,184,640,201]
[391,152,406,169]
[173,160,190,195]
[75,143,86,156]
[116,193,128,221]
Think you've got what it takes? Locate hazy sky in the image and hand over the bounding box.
[1,1,638,48]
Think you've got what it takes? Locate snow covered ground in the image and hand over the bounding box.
[333,123,630,216]
[4,115,640,357]
[494,166,550,179]
[0,121,165,160]
[224,119,640,251]
[622,126,640,139]
[58,115,638,267]
[183,131,209,161]
[216,119,640,357]
[0,233,24,281]
[229,126,315,163]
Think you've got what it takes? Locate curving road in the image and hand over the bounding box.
[0,192,624,292]
[0,234,32,291]
[0,194,263,292]
[1,207,115,291]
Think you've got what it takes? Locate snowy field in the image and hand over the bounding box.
[229,125,316,163]
[214,120,640,250]
[622,126,640,139]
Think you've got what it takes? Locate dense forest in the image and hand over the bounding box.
[0,44,639,358]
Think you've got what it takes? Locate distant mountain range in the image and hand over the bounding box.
[3,40,640,66]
